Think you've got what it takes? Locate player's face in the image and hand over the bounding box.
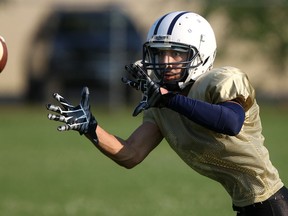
[153,49,188,82]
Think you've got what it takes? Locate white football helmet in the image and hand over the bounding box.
[143,11,217,90]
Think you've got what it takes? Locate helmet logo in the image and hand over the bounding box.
[150,35,172,42]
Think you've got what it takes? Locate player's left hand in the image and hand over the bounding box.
[122,61,174,116]
[46,87,98,143]
[121,60,145,91]
[132,76,163,116]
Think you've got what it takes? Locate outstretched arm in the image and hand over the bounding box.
[46,87,163,169]
[89,122,163,169]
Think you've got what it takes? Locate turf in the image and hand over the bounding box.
[0,104,287,216]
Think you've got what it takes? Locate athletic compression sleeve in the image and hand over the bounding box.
[166,94,245,136]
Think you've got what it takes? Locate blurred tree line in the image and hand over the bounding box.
[200,0,288,73]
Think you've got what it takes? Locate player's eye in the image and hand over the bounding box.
[173,51,182,57]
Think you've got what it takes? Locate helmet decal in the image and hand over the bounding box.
[166,11,190,35]
[153,13,169,35]
[153,11,190,36]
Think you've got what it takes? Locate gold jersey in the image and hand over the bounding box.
[143,66,283,207]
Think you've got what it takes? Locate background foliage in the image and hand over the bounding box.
[201,0,288,73]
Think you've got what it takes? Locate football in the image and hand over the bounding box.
[0,36,8,73]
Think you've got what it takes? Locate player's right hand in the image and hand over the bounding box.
[46,87,98,144]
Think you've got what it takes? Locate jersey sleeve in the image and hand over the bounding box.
[190,66,255,111]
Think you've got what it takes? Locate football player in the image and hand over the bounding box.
[47,11,288,215]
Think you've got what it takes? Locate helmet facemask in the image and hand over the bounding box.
[143,41,201,91]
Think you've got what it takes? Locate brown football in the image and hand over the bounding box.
[0,36,8,73]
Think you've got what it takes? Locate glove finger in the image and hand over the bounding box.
[125,64,137,79]
[47,113,72,123]
[46,104,62,114]
[125,64,143,79]
[68,123,81,131]
[121,77,140,90]
[57,124,71,131]
[80,87,90,109]
[58,123,80,132]
[53,93,74,110]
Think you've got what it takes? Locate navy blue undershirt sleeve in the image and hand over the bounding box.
[166,94,245,136]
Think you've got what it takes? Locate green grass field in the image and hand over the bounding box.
[0,103,287,216]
